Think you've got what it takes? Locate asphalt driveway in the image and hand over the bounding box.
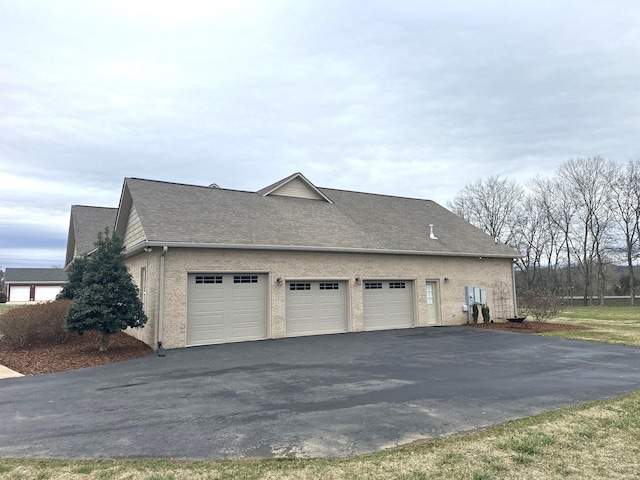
[1,327,639,460]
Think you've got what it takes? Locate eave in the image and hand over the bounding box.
[124,241,521,260]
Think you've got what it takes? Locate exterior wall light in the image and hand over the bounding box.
[444,277,450,283]
[355,276,361,284]
[276,277,283,286]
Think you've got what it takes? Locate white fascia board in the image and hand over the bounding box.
[124,241,520,260]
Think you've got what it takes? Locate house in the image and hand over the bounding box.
[4,268,68,302]
[64,173,519,350]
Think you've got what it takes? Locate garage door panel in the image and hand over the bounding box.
[187,273,267,346]
[364,280,414,330]
[34,286,63,301]
[286,281,347,336]
[190,322,224,340]
[9,286,30,302]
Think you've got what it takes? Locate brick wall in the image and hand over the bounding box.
[126,248,516,349]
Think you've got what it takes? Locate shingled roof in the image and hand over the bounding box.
[114,175,518,258]
[65,205,118,267]
[5,268,67,283]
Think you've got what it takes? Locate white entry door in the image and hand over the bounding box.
[425,281,441,325]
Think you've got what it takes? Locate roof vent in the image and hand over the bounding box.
[429,224,438,240]
[208,183,220,189]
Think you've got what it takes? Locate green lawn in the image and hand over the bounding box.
[544,305,640,346]
[0,304,20,315]
[1,305,639,479]
[557,305,639,322]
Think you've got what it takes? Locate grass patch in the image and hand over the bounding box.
[1,392,640,479]
[540,305,640,346]
[557,306,640,322]
[0,304,21,316]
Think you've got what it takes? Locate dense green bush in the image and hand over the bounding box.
[0,292,6,303]
[0,300,71,347]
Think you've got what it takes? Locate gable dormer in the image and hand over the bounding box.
[259,172,333,203]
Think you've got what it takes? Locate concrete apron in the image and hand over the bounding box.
[0,364,23,379]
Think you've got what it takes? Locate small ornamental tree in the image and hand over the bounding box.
[481,304,490,324]
[472,303,479,323]
[519,289,563,322]
[65,229,147,351]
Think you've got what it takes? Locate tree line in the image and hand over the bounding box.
[449,156,640,306]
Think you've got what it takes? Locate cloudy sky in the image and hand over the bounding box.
[1,0,639,269]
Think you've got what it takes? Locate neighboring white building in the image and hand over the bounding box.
[64,173,520,350]
[4,268,68,302]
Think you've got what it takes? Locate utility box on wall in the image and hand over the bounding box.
[465,285,487,323]
[465,286,487,305]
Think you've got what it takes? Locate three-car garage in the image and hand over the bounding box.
[187,273,418,347]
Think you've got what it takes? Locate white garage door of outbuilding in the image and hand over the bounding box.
[34,286,63,302]
[187,273,268,346]
[286,281,348,337]
[363,280,414,330]
[9,286,30,302]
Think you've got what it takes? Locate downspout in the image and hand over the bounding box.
[157,246,168,357]
[512,258,518,317]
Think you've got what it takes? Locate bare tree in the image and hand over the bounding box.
[611,159,640,305]
[449,175,523,246]
[557,156,617,305]
[541,175,579,301]
[450,159,638,305]
[512,190,547,290]
[519,289,563,322]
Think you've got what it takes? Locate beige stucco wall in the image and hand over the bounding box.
[125,248,516,349]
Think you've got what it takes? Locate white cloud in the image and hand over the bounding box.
[1,0,640,267]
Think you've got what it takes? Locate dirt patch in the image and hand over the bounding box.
[466,320,591,334]
[0,330,153,376]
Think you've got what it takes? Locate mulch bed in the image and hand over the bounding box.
[1,321,590,377]
[466,321,591,334]
[0,330,153,376]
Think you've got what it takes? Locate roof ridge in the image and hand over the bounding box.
[72,205,118,210]
[126,177,258,195]
[319,186,436,203]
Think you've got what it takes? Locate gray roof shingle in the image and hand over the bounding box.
[65,205,118,266]
[120,177,518,258]
[5,268,68,283]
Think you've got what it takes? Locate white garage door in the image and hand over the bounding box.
[187,273,268,346]
[9,286,30,302]
[35,286,63,301]
[363,280,414,330]
[286,281,348,337]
